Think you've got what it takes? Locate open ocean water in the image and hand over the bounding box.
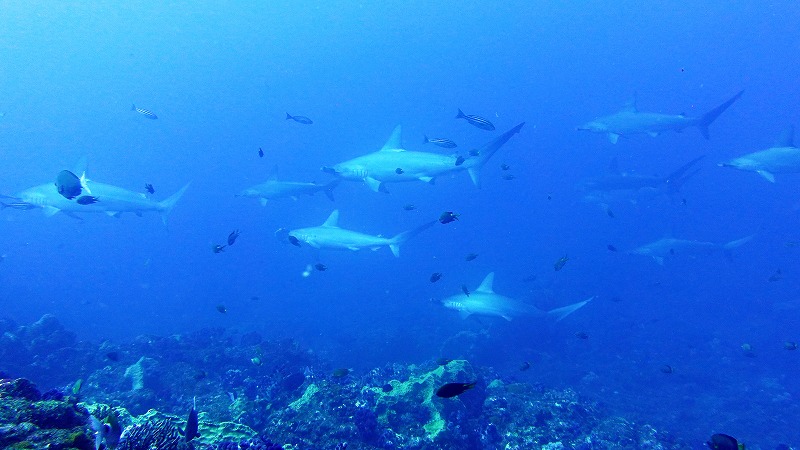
[1,2,799,449]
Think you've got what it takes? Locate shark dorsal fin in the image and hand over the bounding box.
[322,209,339,227]
[621,93,638,112]
[776,125,795,147]
[267,165,279,182]
[380,125,403,151]
[476,272,495,293]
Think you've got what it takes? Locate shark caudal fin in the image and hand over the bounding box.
[465,122,525,187]
[158,183,190,224]
[323,179,340,201]
[388,220,437,257]
[546,296,594,322]
[696,90,744,139]
[664,155,705,193]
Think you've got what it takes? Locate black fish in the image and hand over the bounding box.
[455,109,495,130]
[768,269,782,282]
[212,244,226,254]
[381,383,393,392]
[454,156,466,166]
[131,104,158,119]
[439,211,459,224]
[606,208,615,218]
[258,147,264,158]
[707,433,739,450]
[461,285,470,296]
[468,149,480,156]
[423,135,457,148]
[607,244,617,252]
[55,170,83,200]
[76,195,99,205]
[227,230,240,246]
[554,255,569,271]
[575,331,589,339]
[465,253,478,261]
[144,183,155,194]
[286,113,313,124]
[660,365,674,374]
[429,272,442,283]
[288,236,301,247]
[435,382,476,398]
[184,398,199,442]
[395,168,404,174]
[436,358,452,366]
[216,304,227,313]
[500,163,510,170]
[519,361,531,371]
[314,263,327,271]
[403,204,416,211]
[106,352,120,362]
[501,174,515,180]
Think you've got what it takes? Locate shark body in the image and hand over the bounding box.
[630,236,753,265]
[322,123,525,192]
[238,175,339,205]
[286,209,435,257]
[441,272,593,321]
[719,126,800,182]
[579,91,743,143]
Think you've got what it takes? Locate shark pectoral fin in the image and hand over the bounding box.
[501,315,513,321]
[370,246,381,251]
[652,256,664,265]
[389,244,400,258]
[259,198,268,206]
[756,170,776,183]
[42,206,60,217]
[467,168,480,188]
[347,246,360,251]
[459,310,471,320]
[607,133,620,144]
[647,131,659,138]
[79,172,92,195]
[364,177,386,193]
[418,176,435,184]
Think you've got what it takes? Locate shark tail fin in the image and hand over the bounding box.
[664,155,705,193]
[466,122,525,188]
[388,220,437,257]
[696,90,744,139]
[158,183,191,225]
[323,180,340,201]
[547,296,594,322]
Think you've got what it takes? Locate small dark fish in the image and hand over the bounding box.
[314,263,327,271]
[250,296,260,301]
[216,304,227,313]
[332,368,350,378]
[106,351,120,362]
[423,135,457,148]
[55,170,83,200]
[681,198,687,206]
[606,208,615,218]
[455,109,495,131]
[184,397,199,443]
[741,343,755,357]
[465,253,478,261]
[669,248,675,255]
[131,104,158,119]
[500,163,510,170]
[707,433,739,450]
[429,272,442,283]
[194,370,207,381]
[554,255,569,271]
[660,365,674,374]
[519,361,530,371]
[227,230,240,246]
[381,383,393,392]
[468,149,480,157]
[144,183,155,194]
[461,285,470,296]
[403,204,416,211]
[286,113,313,124]
[607,244,617,252]
[501,174,515,181]
[575,331,589,340]
[288,236,301,247]
[768,269,782,282]
[258,147,264,158]
[76,195,99,205]
[547,194,552,200]
[454,156,466,166]
[212,244,226,254]
[784,341,798,350]
[436,358,452,366]
[439,211,460,224]
[435,382,476,398]
[785,241,799,248]
[395,167,404,174]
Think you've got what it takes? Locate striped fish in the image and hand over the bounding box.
[131,104,158,120]
[423,135,457,148]
[456,108,494,131]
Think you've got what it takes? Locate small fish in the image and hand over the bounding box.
[500,163,510,170]
[144,183,155,194]
[227,230,240,246]
[436,358,452,366]
[465,253,478,261]
[707,433,740,450]
[423,136,457,148]
[314,263,327,271]
[574,331,589,339]
[382,383,393,392]
[251,357,262,366]
[607,244,617,252]
[76,195,99,205]
[454,156,466,166]
[216,304,227,314]
[395,168,404,174]
[741,343,755,357]
[194,370,207,380]
[784,341,798,350]
[785,241,799,248]
[660,365,674,374]
[286,113,313,124]
[768,269,782,282]
[106,351,120,362]
[0,200,38,210]
[429,272,442,283]
[403,204,416,211]
[212,244,226,254]
[55,170,84,200]
[468,149,480,157]
[288,236,301,247]
[258,147,264,158]
[332,368,351,378]
[501,174,515,181]
[606,208,615,218]
[439,211,460,224]
[72,379,83,396]
[250,296,260,301]
[554,255,569,271]
[90,413,122,450]
[461,284,470,296]
[455,109,495,130]
[547,194,552,200]
[435,382,476,398]
[184,397,199,443]
[131,104,158,119]
[519,361,530,371]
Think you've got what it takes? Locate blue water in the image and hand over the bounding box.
[2,1,799,447]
